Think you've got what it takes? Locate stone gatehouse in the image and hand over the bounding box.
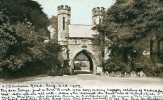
[57,5,105,74]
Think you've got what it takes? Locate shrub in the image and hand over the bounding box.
[47,66,63,76]
[47,64,71,76]
[104,60,128,73]
[104,56,163,77]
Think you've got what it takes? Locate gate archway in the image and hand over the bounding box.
[73,50,93,73]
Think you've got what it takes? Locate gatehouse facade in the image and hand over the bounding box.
[57,5,105,74]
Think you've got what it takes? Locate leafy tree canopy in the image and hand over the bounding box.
[93,0,163,75]
[1,0,49,28]
[49,16,58,40]
[94,0,163,49]
[0,0,60,77]
[94,0,163,59]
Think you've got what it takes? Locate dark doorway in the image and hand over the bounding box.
[73,50,93,74]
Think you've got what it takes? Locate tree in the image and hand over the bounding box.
[94,0,163,75]
[0,0,60,77]
[1,0,49,29]
[49,16,58,40]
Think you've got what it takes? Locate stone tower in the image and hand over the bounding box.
[57,5,71,61]
[92,7,106,25]
[57,5,71,45]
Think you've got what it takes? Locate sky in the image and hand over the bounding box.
[34,0,116,25]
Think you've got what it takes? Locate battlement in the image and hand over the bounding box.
[92,7,106,17]
[58,5,71,11]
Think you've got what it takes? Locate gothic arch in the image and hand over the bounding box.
[71,49,96,73]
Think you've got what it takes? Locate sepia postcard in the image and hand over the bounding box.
[0,0,163,99]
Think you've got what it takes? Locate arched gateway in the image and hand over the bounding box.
[73,50,93,72]
[57,5,105,74]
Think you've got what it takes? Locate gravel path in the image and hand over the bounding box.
[1,74,163,89]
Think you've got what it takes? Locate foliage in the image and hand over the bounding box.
[0,0,49,31]
[45,40,61,68]
[104,58,130,73]
[49,16,58,33]
[47,65,70,76]
[94,0,163,76]
[49,16,58,40]
[95,0,162,47]
[0,0,60,78]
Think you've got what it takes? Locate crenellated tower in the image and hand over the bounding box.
[92,7,106,25]
[57,5,71,45]
[57,5,71,62]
